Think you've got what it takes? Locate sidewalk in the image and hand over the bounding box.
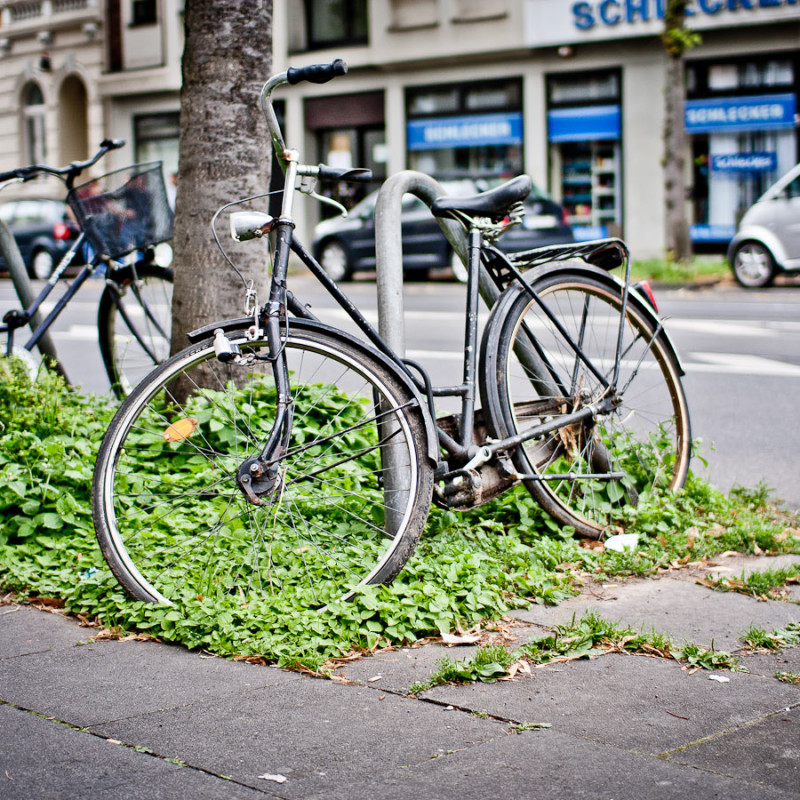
[1,553,799,800]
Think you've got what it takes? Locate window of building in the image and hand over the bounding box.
[687,55,798,247]
[305,0,368,50]
[131,0,157,26]
[547,70,623,239]
[406,79,523,181]
[23,83,46,165]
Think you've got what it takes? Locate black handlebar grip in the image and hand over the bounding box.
[100,138,126,150]
[286,59,347,86]
[0,169,20,182]
[317,165,373,184]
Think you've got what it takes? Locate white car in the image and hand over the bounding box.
[728,162,800,288]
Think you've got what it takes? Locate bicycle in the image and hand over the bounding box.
[92,61,691,611]
[0,139,174,398]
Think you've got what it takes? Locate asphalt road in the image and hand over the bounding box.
[2,272,798,508]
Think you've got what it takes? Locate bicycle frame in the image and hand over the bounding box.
[229,63,670,494]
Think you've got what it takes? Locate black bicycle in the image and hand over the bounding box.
[92,62,691,610]
[0,139,174,398]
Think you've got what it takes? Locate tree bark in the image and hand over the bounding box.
[662,0,693,263]
[171,0,273,356]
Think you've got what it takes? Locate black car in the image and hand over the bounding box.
[312,178,574,282]
[0,198,81,279]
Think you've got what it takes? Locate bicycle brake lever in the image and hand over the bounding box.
[298,180,348,217]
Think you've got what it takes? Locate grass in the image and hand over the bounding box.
[407,613,741,693]
[630,257,728,284]
[0,360,798,672]
[699,565,800,602]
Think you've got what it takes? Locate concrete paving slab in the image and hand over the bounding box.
[398,727,800,800]
[0,704,267,800]
[422,652,799,755]
[703,553,800,580]
[511,577,800,651]
[665,705,800,796]
[89,676,506,799]
[0,605,90,658]
[335,642,480,693]
[0,636,299,728]
[740,647,800,679]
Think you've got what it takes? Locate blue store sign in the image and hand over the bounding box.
[685,94,796,133]
[711,152,777,172]
[407,112,523,151]
[547,105,621,142]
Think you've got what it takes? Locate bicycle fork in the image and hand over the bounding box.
[232,222,295,507]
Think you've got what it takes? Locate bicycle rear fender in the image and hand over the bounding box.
[484,262,685,377]
[187,315,440,464]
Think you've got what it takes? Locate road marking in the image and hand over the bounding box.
[684,352,800,377]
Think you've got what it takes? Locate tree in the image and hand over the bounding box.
[170,0,273,356]
[662,0,700,264]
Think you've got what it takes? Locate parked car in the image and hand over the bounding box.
[0,198,81,279]
[728,162,800,288]
[312,178,574,282]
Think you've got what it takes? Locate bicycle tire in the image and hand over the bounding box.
[480,268,691,538]
[98,262,173,398]
[92,323,433,609]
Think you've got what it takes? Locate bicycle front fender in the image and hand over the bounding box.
[187,315,440,465]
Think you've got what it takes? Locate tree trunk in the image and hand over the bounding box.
[662,0,693,264]
[171,0,273,356]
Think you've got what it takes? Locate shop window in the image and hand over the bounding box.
[547,71,622,239]
[23,82,46,165]
[131,0,157,26]
[135,112,180,207]
[389,0,437,31]
[305,0,368,50]
[406,79,523,181]
[687,55,797,247]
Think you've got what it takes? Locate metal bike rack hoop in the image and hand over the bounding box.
[374,170,501,356]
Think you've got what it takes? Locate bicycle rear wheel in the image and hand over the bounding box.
[481,268,691,538]
[98,262,173,398]
[92,324,433,609]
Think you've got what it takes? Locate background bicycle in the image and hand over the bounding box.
[92,62,690,613]
[0,139,174,398]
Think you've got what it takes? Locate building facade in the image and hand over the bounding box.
[0,0,798,257]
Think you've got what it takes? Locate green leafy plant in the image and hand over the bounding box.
[0,362,797,672]
[775,671,800,685]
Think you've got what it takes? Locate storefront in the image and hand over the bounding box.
[304,91,386,214]
[405,79,524,182]
[686,55,798,246]
[546,70,623,241]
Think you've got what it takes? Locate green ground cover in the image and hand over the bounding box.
[1,361,798,672]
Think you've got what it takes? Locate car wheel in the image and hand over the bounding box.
[318,240,353,281]
[450,250,468,283]
[31,249,55,280]
[732,242,777,288]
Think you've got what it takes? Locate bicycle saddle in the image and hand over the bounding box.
[431,175,532,219]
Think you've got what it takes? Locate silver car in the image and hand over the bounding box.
[728,162,800,288]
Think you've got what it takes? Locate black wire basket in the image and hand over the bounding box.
[67,162,174,260]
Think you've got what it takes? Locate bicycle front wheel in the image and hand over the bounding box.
[98,262,173,398]
[92,324,433,609]
[481,269,691,538]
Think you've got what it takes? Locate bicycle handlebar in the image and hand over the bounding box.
[286,59,347,86]
[260,60,349,173]
[0,138,126,186]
